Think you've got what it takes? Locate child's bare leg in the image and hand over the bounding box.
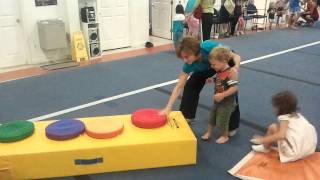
[215,105,234,144]
[263,123,279,149]
[269,22,273,30]
[292,14,299,27]
[237,23,244,34]
[201,124,214,140]
[251,123,278,153]
[289,15,298,29]
[285,14,289,22]
[216,130,229,144]
[288,15,294,26]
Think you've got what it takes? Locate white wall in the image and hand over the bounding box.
[17,0,150,66]
[79,0,149,48]
[64,0,81,35]
[129,0,149,47]
[19,0,71,64]
[12,0,270,67]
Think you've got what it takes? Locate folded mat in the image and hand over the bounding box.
[229,150,320,180]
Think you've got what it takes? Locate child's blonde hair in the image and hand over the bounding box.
[209,46,231,62]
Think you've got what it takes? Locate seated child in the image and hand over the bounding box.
[201,46,239,144]
[251,90,317,163]
[300,0,319,26]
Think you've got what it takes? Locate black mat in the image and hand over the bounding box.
[41,61,80,70]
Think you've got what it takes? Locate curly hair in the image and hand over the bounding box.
[272,90,298,116]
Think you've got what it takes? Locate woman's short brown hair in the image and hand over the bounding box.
[272,90,298,116]
[176,37,200,58]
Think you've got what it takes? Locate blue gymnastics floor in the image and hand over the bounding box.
[1,27,319,180]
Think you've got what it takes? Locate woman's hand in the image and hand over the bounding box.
[230,51,241,71]
[159,107,171,117]
[206,77,214,84]
[250,134,264,144]
[214,93,225,102]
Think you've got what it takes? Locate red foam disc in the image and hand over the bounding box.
[131,108,167,129]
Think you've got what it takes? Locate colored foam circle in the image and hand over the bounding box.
[131,108,167,129]
[45,119,85,141]
[85,119,124,139]
[0,120,34,143]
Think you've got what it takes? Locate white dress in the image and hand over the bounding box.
[277,113,317,163]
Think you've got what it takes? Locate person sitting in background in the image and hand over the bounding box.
[246,0,258,15]
[300,0,319,26]
[244,0,258,31]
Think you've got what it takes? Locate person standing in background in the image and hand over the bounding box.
[230,0,246,36]
[288,0,301,29]
[185,0,215,41]
[172,3,186,51]
[275,0,286,27]
[267,2,277,30]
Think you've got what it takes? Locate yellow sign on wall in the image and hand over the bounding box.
[71,31,88,62]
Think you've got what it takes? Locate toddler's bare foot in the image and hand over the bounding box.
[215,136,229,144]
[201,132,211,141]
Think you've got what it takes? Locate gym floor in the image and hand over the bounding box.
[0,27,319,180]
